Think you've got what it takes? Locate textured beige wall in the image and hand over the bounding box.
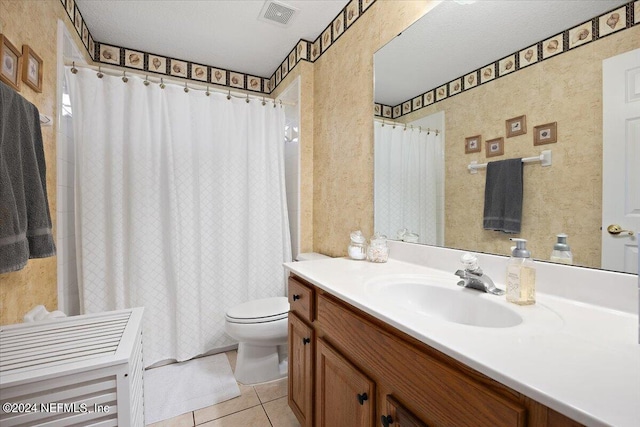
[402,25,640,268]
[0,0,87,325]
[312,0,436,256]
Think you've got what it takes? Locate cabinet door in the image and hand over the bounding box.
[316,338,375,427]
[288,313,314,427]
[381,395,429,427]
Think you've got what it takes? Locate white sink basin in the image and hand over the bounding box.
[367,276,523,328]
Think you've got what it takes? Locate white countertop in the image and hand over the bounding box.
[284,256,640,427]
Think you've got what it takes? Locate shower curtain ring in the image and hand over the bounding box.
[279,99,283,108]
[403,124,407,131]
[97,66,103,79]
[184,82,189,93]
[71,61,78,74]
[122,71,128,83]
[143,75,150,86]
[205,86,210,96]
[272,100,276,108]
[227,90,231,100]
[418,126,422,133]
[159,78,166,89]
[262,97,266,106]
[246,94,250,103]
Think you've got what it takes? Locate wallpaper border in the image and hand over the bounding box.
[60,0,376,95]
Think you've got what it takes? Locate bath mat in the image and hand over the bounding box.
[144,353,240,424]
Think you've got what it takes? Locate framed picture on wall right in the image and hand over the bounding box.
[465,135,481,154]
[534,122,558,145]
[486,137,504,158]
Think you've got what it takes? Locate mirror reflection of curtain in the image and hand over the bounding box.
[374,121,442,245]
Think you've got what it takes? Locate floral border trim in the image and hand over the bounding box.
[375,0,639,119]
[61,0,376,95]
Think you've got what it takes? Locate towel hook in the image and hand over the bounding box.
[122,71,128,83]
[159,78,165,89]
[96,66,103,79]
[71,61,78,74]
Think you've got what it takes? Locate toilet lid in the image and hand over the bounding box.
[226,297,289,324]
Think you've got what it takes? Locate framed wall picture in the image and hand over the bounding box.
[21,45,43,93]
[0,34,22,91]
[506,115,527,138]
[534,122,558,145]
[486,137,504,158]
[465,135,481,154]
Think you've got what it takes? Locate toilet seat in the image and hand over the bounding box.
[225,297,289,324]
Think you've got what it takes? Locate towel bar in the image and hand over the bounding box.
[468,150,552,174]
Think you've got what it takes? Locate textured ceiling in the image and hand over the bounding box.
[374,0,630,106]
[76,0,349,78]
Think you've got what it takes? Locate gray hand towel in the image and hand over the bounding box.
[0,81,56,273]
[483,158,523,234]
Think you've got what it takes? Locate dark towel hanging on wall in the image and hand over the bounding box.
[483,158,523,234]
[0,81,56,273]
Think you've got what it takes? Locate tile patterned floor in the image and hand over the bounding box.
[147,350,300,427]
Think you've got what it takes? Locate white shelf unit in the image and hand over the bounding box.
[0,308,144,427]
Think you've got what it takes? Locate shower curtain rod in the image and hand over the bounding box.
[64,59,296,106]
[373,117,440,135]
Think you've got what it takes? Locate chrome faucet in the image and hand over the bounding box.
[454,253,505,295]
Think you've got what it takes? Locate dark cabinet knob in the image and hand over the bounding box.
[381,415,393,427]
[357,392,368,405]
[292,294,300,301]
[302,337,311,345]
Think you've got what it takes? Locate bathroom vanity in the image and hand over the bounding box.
[284,243,639,427]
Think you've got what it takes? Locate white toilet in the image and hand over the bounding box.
[224,252,330,384]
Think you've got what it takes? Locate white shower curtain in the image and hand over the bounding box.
[374,121,442,245]
[66,68,291,366]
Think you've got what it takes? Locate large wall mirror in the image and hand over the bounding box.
[374,0,639,274]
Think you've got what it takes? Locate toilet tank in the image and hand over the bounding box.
[295,252,331,261]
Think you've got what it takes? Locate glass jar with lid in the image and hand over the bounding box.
[348,230,367,260]
[367,233,389,263]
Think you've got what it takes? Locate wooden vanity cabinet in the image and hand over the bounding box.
[287,274,583,427]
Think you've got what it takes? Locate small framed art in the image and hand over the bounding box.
[0,34,22,91]
[21,45,43,93]
[534,122,558,145]
[465,135,481,154]
[486,137,504,158]
[506,115,526,138]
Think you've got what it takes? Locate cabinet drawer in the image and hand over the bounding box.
[317,294,526,427]
[288,276,315,323]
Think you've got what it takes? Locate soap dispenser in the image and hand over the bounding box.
[506,238,536,305]
[550,233,573,264]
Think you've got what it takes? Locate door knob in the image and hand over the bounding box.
[357,392,368,405]
[292,294,300,301]
[607,224,634,236]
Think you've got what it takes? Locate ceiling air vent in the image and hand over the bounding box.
[258,0,299,27]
